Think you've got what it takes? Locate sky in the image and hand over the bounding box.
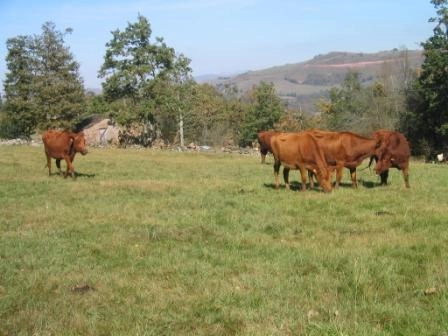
[0,0,437,90]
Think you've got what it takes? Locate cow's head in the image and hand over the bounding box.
[73,132,88,155]
[314,167,332,193]
[374,141,393,175]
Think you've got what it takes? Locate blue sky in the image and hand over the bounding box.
[0,0,437,89]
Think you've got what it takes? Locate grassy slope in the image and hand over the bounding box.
[212,50,424,95]
[1,145,447,335]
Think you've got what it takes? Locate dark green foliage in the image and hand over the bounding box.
[319,61,413,135]
[33,23,85,130]
[2,23,85,137]
[239,81,285,146]
[322,71,365,131]
[2,36,37,138]
[401,0,448,156]
[98,14,193,143]
[85,92,109,117]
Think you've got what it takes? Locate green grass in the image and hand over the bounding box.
[1,145,447,335]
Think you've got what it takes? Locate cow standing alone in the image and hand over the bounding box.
[42,130,88,178]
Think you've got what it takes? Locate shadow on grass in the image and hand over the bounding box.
[75,172,96,178]
[359,179,383,189]
[48,171,96,179]
[263,182,324,192]
[264,179,384,191]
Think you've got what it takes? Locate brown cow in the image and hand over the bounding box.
[372,129,410,188]
[270,132,332,193]
[257,130,279,164]
[42,130,88,178]
[308,130,380,188]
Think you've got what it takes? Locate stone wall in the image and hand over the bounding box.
[82,119,120,146]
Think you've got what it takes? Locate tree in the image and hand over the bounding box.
[401,0,448,155]
[98,15,192,145]
[2,35,36,138]
[2,22,85,137]
[33,22,85,130]
[318,65,412,134]
[319,71,366,131]
[239,81,285,146]
[85,92,110,117]
[184,83,229,145]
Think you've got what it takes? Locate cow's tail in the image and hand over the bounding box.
[360,156,376,171]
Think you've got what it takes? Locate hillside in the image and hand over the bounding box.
[204,49,424,112]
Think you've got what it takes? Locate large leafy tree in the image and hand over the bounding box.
[318,71,366,131]
[239,81,284,146]
[319,63,413,134]
[2,36,36,138]
[98,14,192,144]
[2,22,85,137]
[402,0,448,155]
[34,22,85,130]
[185,83,227,145]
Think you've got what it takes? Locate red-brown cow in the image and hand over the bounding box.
[308,130,380,188]
[372,129,410,188]
[257,130,279,164]
[270,132,332,193]
[42,130,88,178]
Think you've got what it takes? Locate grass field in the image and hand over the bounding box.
[1,145,447,335]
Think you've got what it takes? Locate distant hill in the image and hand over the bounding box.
[204,49,424,112]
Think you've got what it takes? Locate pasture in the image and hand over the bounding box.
[1,145,447,335]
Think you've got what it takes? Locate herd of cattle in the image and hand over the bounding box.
[257,129,411,193]
[41,128,411,192]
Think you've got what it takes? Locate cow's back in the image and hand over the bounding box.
[42,130,71,159]
[270,132,324,169]
[310,129,377,166]
[270,132,300,168]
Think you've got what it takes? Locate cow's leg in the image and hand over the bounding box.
[260,151,266,164]
[299,167,308,191]
[55,159,62,175]
[283,167,290,190]
[380,170,389,185]
[349,168,358,188]
[63,156,75,178]
[46,153,52,176]
[402,167,410,188]
[308,170,315,189]
[273,160,281,189]
[335,166,344,188]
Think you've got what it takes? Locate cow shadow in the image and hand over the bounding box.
[48,171,96,179]
[336,182,355,188]
[75,172,96,178]
[333,180,383,189]
[263,182,323,192]
[359,179,382,189]
[264,179,383,191]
